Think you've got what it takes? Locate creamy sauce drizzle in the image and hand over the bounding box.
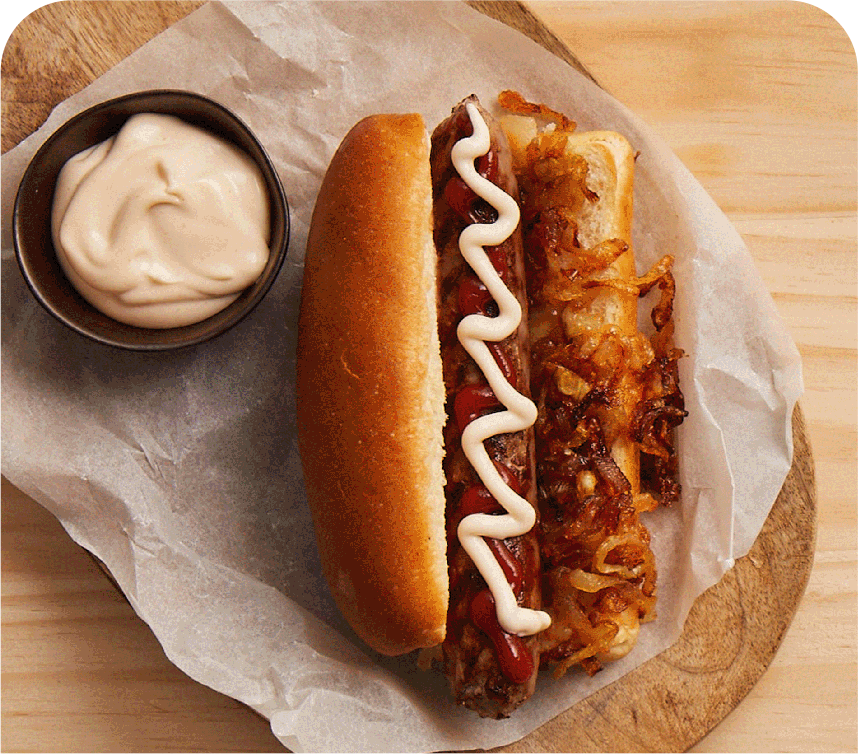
[453,103,551,637]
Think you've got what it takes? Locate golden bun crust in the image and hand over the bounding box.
[296,114,448,656]
[502,111,651,668]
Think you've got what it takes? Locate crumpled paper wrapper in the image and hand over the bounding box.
[1,1,804,751]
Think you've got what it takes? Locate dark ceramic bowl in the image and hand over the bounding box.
[13,90,289,350]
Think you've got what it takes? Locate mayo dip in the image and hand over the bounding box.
[51,113,270,329]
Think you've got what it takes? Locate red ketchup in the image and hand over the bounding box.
[476,148,498,183]
[485,246,507,278]
[457,283,515,389]
[458,276,492,316]
[447,483,500,556]
[447,462,521,543]
[486,538,524,596]
[487,342,516,388]
[444,175,476,220]
[454,383,500,433]
[443,140,501,227]
[444,125,499,210]
[470,588,535,685]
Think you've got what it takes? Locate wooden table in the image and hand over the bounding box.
[2,2,856,751]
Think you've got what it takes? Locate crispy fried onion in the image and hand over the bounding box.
[584,253,674,299]
[502,91,685,678]
[538,565,657,678]
[635,352,686,506]
[532,414,658,677]
[498,89,576,131]
[635,270,687,506]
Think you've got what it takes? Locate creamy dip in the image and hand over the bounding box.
[51,113,270,329]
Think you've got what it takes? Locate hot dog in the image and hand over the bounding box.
[296,92,685,717]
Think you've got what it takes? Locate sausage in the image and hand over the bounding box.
[430,98,542,718]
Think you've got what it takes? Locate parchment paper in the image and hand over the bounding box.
[1,2,803,752]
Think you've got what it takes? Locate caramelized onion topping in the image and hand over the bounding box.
[500,91,687,680]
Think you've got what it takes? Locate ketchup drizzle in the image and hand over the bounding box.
[454,383,501,433]
[458,276,492,316]
[470,589,534,686]
[486,538,524,596]
[447,461,523,544]
[487,342,517,388]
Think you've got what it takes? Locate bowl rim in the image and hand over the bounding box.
[12,88,290,351]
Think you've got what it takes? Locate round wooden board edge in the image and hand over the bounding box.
[466,0,598,83]
[54,376,822,753]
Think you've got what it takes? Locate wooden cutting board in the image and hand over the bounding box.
[1,2,817,751]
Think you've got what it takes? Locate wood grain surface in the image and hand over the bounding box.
[2,2,855,752]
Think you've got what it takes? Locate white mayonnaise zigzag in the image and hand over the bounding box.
[453,102,552,637]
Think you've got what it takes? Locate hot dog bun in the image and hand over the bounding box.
[296,96,684,710]
[570,131,639,492]
[296,113,449,655]
[501,116,647,665]
[564,131,640,498]
[298,115,639,655]
[503,114,640,490]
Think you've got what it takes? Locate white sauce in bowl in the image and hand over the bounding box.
[51,113,270,329]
